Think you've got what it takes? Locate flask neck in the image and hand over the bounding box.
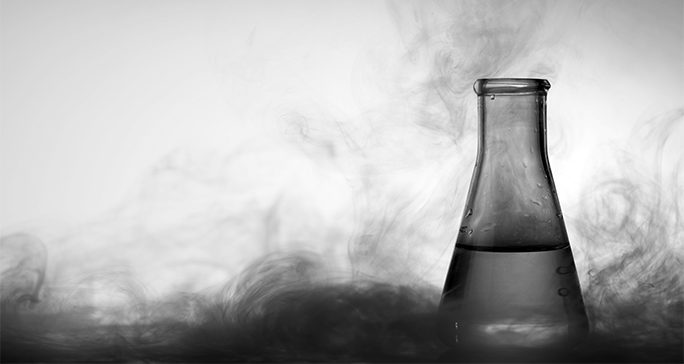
[474,78,550,154]
[478,93,546,162]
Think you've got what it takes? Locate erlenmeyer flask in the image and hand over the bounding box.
[439,79,588,349]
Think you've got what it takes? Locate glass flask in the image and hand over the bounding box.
[438,79,588,350]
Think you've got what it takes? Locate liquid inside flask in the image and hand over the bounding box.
[439,79,588,350]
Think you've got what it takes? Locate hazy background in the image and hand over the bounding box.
[1,0,683,293]
[1,1,682,361]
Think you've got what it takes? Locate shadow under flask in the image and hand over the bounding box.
[439,79,588,349]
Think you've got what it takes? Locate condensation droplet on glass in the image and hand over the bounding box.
[490,95,495,100]
[459,226,468,233]
[542,195,549,200]
[557,288,569,296]
[467,229,473,236]
[530,199,542,206]
[536,183,542,188]
[466,208,473,217]
[522,161,528,168]
[556,266,572,274]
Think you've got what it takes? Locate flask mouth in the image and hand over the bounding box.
[474,78,550,96]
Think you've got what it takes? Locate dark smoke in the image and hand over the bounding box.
[574,110,684,362]
[2,253,443,362]
[2,246,682,362]
[0,234,46,308]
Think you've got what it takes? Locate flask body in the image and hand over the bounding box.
[439,79,588,348]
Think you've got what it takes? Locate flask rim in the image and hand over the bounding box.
[474,78,550,96]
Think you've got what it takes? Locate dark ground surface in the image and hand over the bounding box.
[2,320,682,363]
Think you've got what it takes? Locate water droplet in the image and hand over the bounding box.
[556,213,563,218]
[465,208,473,217]
[522,161,528,168]
[459,226,467,233]
[556,266,572,274]
[536,183,542,188]
[454,322,459,329]
[542,195,549,200]
[588,269,597,277]
[490,95,495,100]
[530,199,541,206]
[467,229,473,236]
[557,288,569,296]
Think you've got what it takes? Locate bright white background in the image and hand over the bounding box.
[1,0,398,227]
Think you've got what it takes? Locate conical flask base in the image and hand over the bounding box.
[439,245,588,348]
